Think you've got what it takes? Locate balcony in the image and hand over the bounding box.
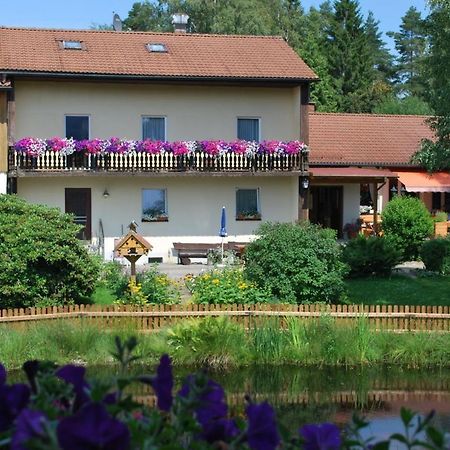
[8,139,309,176]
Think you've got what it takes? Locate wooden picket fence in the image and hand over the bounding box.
[0,304,449,332]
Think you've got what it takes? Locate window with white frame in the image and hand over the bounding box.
[142,189,168,222]
[65,115,89,140]
[237,118,260,141]
[236,188,261,220]
[142,117,166,141]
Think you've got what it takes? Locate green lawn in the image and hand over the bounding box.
[345,274,450,306]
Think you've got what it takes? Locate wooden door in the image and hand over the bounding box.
[309,186,343,237]
[65,188,92,240]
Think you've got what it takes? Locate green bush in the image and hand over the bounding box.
[342,235,402,277]
[381,196,434,261]
[420,238,450,274]
[186,268,273,304]
[0,194,100,308]
[244,222,347,304]
[99,261,129,298]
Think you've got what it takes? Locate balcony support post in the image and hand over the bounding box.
[0,91,8,194]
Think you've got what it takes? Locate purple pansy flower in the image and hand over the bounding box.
[300,423,342,450]
[201,417,239,443]
[146,354,173,412]
[56,365,90,409]
[246,402,280,450]
[0,384,31,432]
[57,403,130,450]
[11,409,47,450]
[179,376,236,442]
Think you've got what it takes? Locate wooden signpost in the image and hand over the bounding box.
[114,222,152,281]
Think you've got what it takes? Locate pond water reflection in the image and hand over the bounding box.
[209,366,450,440]
[12,364,450,439]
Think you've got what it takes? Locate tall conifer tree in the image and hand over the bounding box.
[326,0,376,112]
[387,7,427,97]
[413,0,450,171]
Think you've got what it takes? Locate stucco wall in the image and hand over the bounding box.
[17,175,298,262]
[14,81,301,141]
[343,184,361,226]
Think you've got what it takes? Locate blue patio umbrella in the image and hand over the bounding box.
[219,206,227,262]
[220,206,227,238]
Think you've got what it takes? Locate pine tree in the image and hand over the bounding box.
[364,11,393,84]
[325,0,377,112]
[298,4,338,111]
[413,0,450,171]
[387,7,427,98]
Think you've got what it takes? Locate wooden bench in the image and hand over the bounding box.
[173,242,248,264]
[173,243,221,265]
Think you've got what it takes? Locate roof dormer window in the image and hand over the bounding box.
[62,40,83,50]
[147,43,167,53]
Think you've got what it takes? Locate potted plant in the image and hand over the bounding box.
[236,210,262,221]
[433,211,448,237]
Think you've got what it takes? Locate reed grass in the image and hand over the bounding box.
[1,316,450,370]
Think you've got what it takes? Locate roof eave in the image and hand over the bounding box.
[2,70,318,84]
[309,161,420,168]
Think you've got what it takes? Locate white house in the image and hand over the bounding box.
[0,25,316,262]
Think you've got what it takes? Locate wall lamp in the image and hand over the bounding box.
[103,189,110,198]
[301,177,310,190]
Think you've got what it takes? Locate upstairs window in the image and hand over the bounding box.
[237,118,260,142]
[142,189,168,222]
[65,115,89,140]
[236,188,261,221]
[142,117,166,141]
[62,40,83,50]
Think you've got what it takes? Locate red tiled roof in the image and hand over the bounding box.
[309,112,434,167]
[0,27,317,81]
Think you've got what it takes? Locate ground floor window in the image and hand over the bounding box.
[142,189,168,222]
[236,188,261,220]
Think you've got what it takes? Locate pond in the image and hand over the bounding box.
[85,364,450,439]
[11,364,450,440]
[210,365,450,439]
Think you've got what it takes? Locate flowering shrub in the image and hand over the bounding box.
[0,338,445,450]
[185,268,274,304]
[110,266,180,305]
[14,137,309,157]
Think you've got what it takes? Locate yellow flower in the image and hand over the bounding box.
[212,279,220,285]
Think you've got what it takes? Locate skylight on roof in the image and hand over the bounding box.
[147,43,167,53]
[62,40,83,50]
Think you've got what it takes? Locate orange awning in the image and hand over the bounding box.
[396,171,450,192]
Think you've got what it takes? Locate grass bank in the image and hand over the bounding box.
[2,317,450,370]
[345,274,450,306]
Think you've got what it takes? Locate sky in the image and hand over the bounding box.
[0,0,429,49]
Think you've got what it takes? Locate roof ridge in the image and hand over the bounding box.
[310,112,432,119]
[0,25,285,40]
